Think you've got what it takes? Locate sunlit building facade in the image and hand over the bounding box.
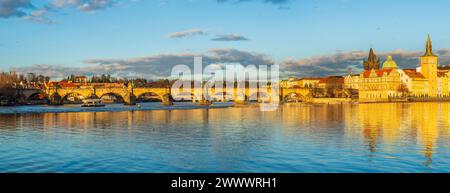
[358,56,403,102]
[398,69,428,96]
[346,35,450,102]
[344,74,360,90]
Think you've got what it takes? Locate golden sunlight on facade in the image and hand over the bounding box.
[345,35,450,102]
[282,35,450,103]
[358,55,403,102]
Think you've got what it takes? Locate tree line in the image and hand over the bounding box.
[0,72,50,89]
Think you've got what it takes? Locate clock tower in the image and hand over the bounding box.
[420,34,438,97]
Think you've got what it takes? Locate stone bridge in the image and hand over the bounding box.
[24,85,312,106]
[45,85,172,105]
[280,88,313,102]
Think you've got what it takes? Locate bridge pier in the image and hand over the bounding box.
[234,99,248,105]
[199,99,212,106]
[124,93,137,106]
[49,93,63,106]
[195,94,212,106]
[234,92,248,105]
[162,94,174,106]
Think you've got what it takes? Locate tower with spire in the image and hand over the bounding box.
[421,34,438,97]
[363,48,381,70]
[423,34,437,57]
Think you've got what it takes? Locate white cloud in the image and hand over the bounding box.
[11,48,274,79]
[211,34,249,41]
[0,0,126,23]
[12,47,450,80]
[52,0,115,12]
[168,29,208,39]
[281,49,450,77]
[24,8,55,24]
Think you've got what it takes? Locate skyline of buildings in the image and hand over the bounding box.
[282,35,450,102]
[355,35,449,102]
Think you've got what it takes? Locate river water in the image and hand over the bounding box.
[0,102,448,173]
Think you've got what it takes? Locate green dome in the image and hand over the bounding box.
[382,55,398,69]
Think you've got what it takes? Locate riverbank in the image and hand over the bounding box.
[310,97,450,104]
[358,98,450,103]
[310,98,354,104]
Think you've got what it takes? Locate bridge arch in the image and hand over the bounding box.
[283,92,308,103]
[100,92,125,103]
[281,88,312,103]
[61,92,87,104]
[172,92,196,102]
[27,92,48,102]
[136,92,163,102]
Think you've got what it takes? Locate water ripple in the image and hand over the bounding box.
[0,102,449,172]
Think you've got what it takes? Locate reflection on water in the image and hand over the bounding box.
[0,102,449,172]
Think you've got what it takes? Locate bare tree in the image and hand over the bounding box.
[397,83,410,96]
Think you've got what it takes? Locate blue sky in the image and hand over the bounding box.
[1,0,450,79]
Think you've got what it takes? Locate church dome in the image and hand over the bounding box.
[382,55,398,69]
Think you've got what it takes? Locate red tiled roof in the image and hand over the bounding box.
[438,66,450,70]
[438,66,450,74]
[363,69,393,78]
[403,69,426,79]
[318,78,328,84]
[438,72,448,77]
[59,82,76,88]
[318,76,344,84]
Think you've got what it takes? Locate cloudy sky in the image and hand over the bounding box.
[2,0,450,79]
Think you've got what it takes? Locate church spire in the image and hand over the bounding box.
[423,34,436,57]
[368,48,375,60]
[364,48,381,70]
